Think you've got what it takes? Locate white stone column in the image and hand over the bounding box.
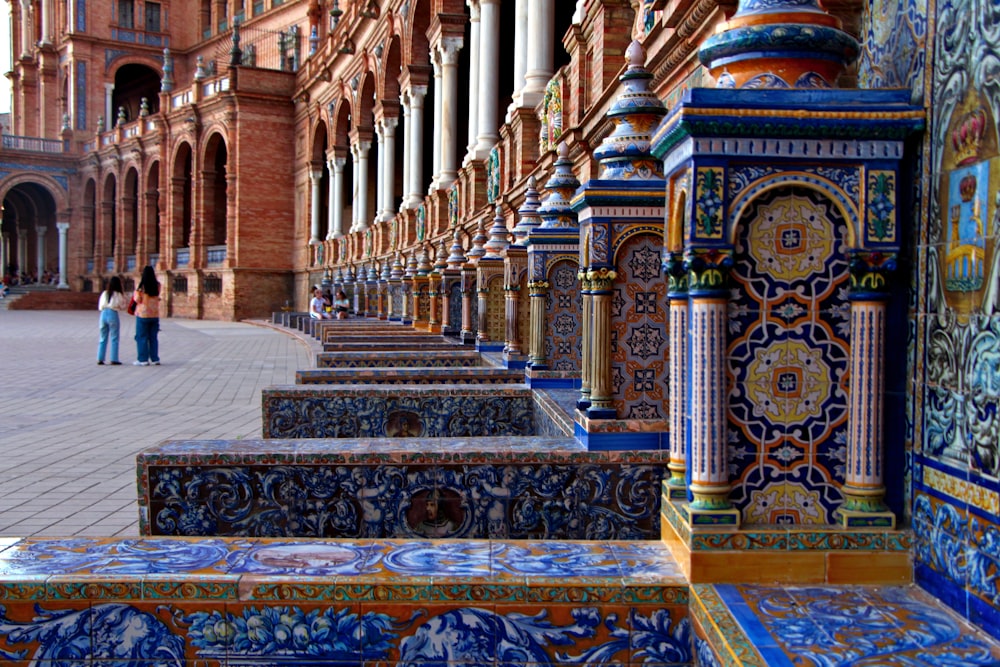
[40,0,53,44]
[56,222,69,288]
[521,0,555,108]
[330,156,346,238]
[104,84,115,128]
[20,0,32,55]
[17,228,28,276]
[309,168,322,244]
[429,48,443,192]
[380,117,398,221]
[405,85,428,208]
[35,225,47,279]
[0,233,7,277]
[374,121,386,222]
[507,0,528,115]
[439,36,463,188]
[325,157,337,239]
[352,139,372,232]
[473,0,501,159]
[464,0,481,165]
[399,91,411,213]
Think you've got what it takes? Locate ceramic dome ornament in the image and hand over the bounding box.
[698,0,860,89]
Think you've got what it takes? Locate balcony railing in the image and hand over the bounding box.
[1,135,64,153]
[176,248,191,267]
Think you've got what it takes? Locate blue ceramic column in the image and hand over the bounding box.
[839,250,897,528]
[686,249,739,524]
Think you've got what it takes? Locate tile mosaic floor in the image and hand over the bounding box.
[706,584,1000,666]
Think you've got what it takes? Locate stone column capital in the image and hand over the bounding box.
[56,221,70,232]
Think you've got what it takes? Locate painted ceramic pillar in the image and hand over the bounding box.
[527,279,548,368]
[577,270,592,410]
[666,252,688,499]
[686,249,739,525]
[840,250,897,528]
[586,268,616,419]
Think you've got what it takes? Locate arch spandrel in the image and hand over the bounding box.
[727,171,860,250]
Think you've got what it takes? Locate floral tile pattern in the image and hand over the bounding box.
[712,584,1000,665]
[0,537,690,666]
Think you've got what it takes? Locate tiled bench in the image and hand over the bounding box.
[689,583,1000,666]
[295,366,526,385]
[262,385,541,439]
[0,536,691,666]
[315,349,489,368]
[138,436,668,539]
[322,340,467,352]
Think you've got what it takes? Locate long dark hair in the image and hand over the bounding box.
[104,275,124,297]
[138,266,160,297]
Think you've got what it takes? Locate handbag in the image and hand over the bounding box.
[127,296,138,315]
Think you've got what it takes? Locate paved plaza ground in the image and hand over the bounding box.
[0,310,314,537]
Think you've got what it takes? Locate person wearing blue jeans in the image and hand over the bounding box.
[97,276,126,365]
[132,265,162,366]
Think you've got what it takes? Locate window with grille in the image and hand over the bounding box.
[118,0,134,27]
[145,2,161,32]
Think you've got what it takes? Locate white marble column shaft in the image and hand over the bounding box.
[522,0,555,108]
[330,157,346,238]
[399,92,411,212]
[430,49,443,192]
[353,140,371,232]
[374,122,386,223]
[35,225,47,278]
[508,0,528,114]
[405,85,427,208]
[56,222,69,288]
[438,37,462,187]
[464,0,481,164]
[473,0,501,159]
[309,169,322,244]
[380,118,398,221]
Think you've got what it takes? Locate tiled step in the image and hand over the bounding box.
[322,340,466,352]
[690,583,1000,666]
[261,384,540,439]
[296,366,526,385]
[315,349,487,368]
[0,536,691,666]
[137,436,666,538]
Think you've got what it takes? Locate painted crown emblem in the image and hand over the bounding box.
[959,173,977,202]
[952,106,986,165]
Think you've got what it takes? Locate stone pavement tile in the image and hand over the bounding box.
[0,310,312,538]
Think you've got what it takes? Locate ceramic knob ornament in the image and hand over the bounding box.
[698,0,860,89]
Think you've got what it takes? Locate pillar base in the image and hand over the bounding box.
[688,506,741,527]
[585,405,616,420]
[836,507,896,529]
[665,479,687,501]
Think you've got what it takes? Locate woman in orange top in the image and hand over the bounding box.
[133,265,162,366]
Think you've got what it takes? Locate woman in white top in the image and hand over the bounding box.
[97,276,127,365]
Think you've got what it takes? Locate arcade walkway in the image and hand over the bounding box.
[0,310,313,537]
